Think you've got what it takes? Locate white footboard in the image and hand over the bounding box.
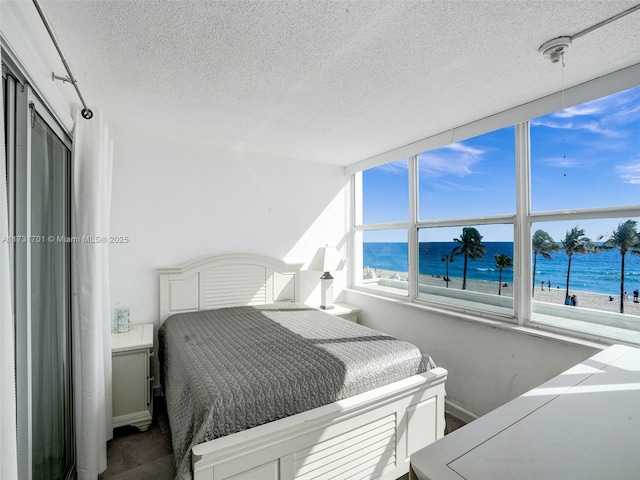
[191,367,447,480]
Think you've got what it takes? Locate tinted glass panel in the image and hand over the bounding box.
[362,159,408,224]
[361,229,408,297]
[417,224,514,316]
[418,127,515,220]
[30,114,73,480]
[531,86,640,211]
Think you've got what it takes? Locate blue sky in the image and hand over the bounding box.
[363,85,640,242]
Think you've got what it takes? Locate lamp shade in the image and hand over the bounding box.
[308,246,342,273]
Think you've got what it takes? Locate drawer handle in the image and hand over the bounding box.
[148,376,155,383]
[149,351,155,358]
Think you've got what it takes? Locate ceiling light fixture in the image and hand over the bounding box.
[538,3,640,63]
[539,37,571,64]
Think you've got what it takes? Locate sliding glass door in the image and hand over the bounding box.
[30,109,74,480]
[4,61,75,480]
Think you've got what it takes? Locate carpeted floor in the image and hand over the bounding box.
[98,397,174,480]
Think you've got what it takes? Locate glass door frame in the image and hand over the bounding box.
[4,58,75,480]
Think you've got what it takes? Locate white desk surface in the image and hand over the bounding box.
[111,323,154,352]
[411,344,640,480]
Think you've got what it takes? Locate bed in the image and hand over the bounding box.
[157,253,447,480]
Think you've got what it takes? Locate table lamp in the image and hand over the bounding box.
[309,245,342,309]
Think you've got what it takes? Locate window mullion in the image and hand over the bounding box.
[351,172,363,287]
[408,155,418,300]
[515,121,532,325]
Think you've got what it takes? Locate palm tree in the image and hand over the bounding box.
[600,219,640,314]
[561,226,598,299]
[531,229,560,297]
[494,253,513,295]
[451,227,487,290]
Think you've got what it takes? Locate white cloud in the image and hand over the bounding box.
[541,155,578,168]
[533,88,640,145]
[432,180,484,192]
[530,118,622,138]
[580,121,623,137]
[418,142,484,177]
[554,105,601,118]
[615,161,640,184]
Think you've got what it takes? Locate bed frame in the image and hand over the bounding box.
[158,253,447,480]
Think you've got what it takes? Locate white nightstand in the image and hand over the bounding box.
[111,323,154,431]
[323,302,361,323]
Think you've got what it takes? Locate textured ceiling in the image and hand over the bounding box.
[38,0,640,167]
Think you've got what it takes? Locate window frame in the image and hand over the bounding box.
[350,64,640,341]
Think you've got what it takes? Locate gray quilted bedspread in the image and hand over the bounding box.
[158,302,435,479]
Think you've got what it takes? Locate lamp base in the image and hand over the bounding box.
[319,276,334,310]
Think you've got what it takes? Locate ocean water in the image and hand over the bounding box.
[363,242,640,296]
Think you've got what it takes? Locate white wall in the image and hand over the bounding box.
[108,129,351,328]
[342,289,602,419]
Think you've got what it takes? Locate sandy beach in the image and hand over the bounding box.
[365,269,640,316]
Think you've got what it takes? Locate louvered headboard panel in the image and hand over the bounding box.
[204,264,267,309]
[157,254,303,322]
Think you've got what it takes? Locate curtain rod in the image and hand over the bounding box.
[32,0,93,120]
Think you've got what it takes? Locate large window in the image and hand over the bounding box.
[357,127,517,317]
[528,86,640,341]
[354,84,640,343]
[415,127,516,316]
[358,158,410,297]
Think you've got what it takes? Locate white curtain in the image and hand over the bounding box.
[0,45,19,480]
[72,107,113,479]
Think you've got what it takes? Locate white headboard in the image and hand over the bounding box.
[157,253,303,323]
